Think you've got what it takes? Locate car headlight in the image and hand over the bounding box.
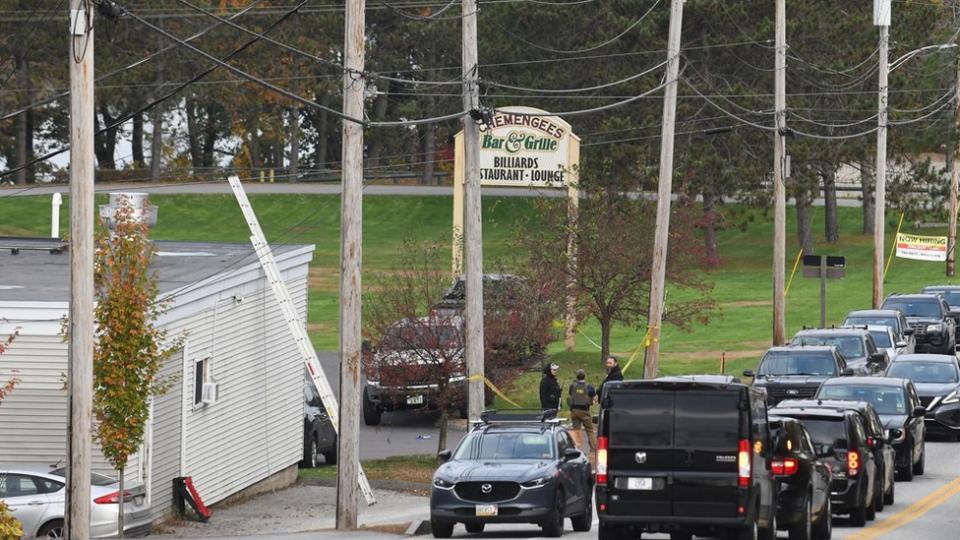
[433,478,455,489]
[943,390,960,405]
[927,324,944,333]
[521,476,552,489]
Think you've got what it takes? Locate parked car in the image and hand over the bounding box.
[920,285,960,310]
[881,294,957,354]
[769,403,878,526]
[430,410,593,538]
[886,354,960,441]
[0,466,152,538]
[595,377,777,540]
[791,328,888,374]
[766,416,833,539]
[302,373,337,467]
[747,345,854,405]
[779,399,896,510]
[814,377,926,480]
[843,309,915,356]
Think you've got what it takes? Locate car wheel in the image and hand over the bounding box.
[362,387,382,426]
[812,497,832,540]
[465,523,485,534]
[865,494,876,521]
[789,494,812,540]
[598,521,629,540]
[541,488,565,537]
[728,521,758,540]
[874,479,885,512]
[431,519,454,539]
[849,500,867,527]
[758,512,776,540]
[913,444,925,475]
[323,442,338,465]
[899,446,914,482]
[884,475,895,506]
[570,491,593,532]
[38,520,64,539]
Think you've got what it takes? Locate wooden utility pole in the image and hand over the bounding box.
[772,0,787,345]
[336,0,364,530]
[643,0,684,379]
[948,53,960,277]
[874,22,889,307]
[66,1,95,539]
[461,0,485,420]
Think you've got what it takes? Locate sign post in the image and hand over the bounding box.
[802,255,846,328]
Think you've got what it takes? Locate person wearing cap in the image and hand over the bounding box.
[539,363,562,411]
[567,369,597,452]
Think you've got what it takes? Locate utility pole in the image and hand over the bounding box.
[336,0,364,530]
[643,0,684,379]
[461,0,485,420]
[66,1,94,539]
[948,52,959,277]
[873,20,890,307]
[772,0,787,345]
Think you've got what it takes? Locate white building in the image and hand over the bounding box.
[0,237,315,521]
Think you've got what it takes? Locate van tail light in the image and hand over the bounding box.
[847,450,860,477]
[596,436,609,485]
[738,439,751,487]
[771,457,799,476]
[93,490,130,504]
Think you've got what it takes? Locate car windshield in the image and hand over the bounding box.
[758,352,838,376]
[453,431,554,460]
[844,316,900,334]
[882,300,942,319]
[888,362,960,383]
[49,468,116,486]
[869,331,893,348]
[817,385,907,414]
[794,336,865,359]
[380,325,461,350]
[796,418,848,450]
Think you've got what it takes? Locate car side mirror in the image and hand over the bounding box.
[896,341,908,348]
[841,367,855,376]
[743,370,755,378]
[913,405,926,417]
[904,328,915,336]
[887,428,903,442]
[868,353,883,364]
[564,447,582,461]
[438,449,452,462]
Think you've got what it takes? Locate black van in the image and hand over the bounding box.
[596,377,777,540]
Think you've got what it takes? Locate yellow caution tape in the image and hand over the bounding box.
[622,326,658,376]
[467,373,522,408]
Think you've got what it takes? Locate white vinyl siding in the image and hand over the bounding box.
[147,349,183,520]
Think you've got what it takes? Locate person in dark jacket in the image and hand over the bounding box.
[568,369,597,452]
[598,356,624,399]
[539,363,561,411]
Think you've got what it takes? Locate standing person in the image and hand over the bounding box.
[598,356,624,399]
[539,363,561,411]
[568,369,597,453]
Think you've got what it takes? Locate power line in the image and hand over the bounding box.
[483,60,666,94]
[508,0,660,55]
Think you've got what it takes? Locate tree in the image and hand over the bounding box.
[93,200,180,537]
[0,329,22,540]
[517,189,716,364]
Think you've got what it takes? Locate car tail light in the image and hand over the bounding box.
[597,436,608,485]
[738,439,751,487]
[771,457,799,476]
[847,450,860,477]
[93,490,130,504]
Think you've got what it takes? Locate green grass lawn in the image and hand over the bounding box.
[298,454,437,484]
[3,191,958,397]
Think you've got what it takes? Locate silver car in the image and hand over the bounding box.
[0,465,151,538]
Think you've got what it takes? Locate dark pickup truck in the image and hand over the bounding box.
[747,346,857,406]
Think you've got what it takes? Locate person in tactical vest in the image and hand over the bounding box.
[567,369,597,452]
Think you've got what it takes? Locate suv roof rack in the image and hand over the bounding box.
[475,408,562,425]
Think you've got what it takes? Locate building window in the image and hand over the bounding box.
[194,358,208,406]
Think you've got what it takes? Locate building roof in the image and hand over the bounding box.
[0,239,311,303]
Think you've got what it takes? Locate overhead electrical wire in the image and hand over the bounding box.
[508,0,660,55]
[483,60,667,94]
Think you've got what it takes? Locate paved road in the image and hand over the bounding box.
[316,352,467,461]
[0,181,864,207]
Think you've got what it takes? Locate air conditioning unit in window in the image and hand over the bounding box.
[201,382,219,405]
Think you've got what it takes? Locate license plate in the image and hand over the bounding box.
[475,504,498,517]
[626,477,653,490]
[406,395,425,405]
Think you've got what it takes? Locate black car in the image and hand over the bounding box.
[747,346,853,405]
[596,377,777,540]
[843,309,913,347]
[430,410,593,538]
[791,328,888,374]
[886,354,960,441]
[302,374,337,468]
[779,399,896,511]
[881,294,957,354]
[921,285,960,311]
[767,416,833,540]
[769,404,878,527]
[815,377,926,481]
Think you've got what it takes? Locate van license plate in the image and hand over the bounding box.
[475,504,498,517]
[406,395,425,405]
[626,477,653,490]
